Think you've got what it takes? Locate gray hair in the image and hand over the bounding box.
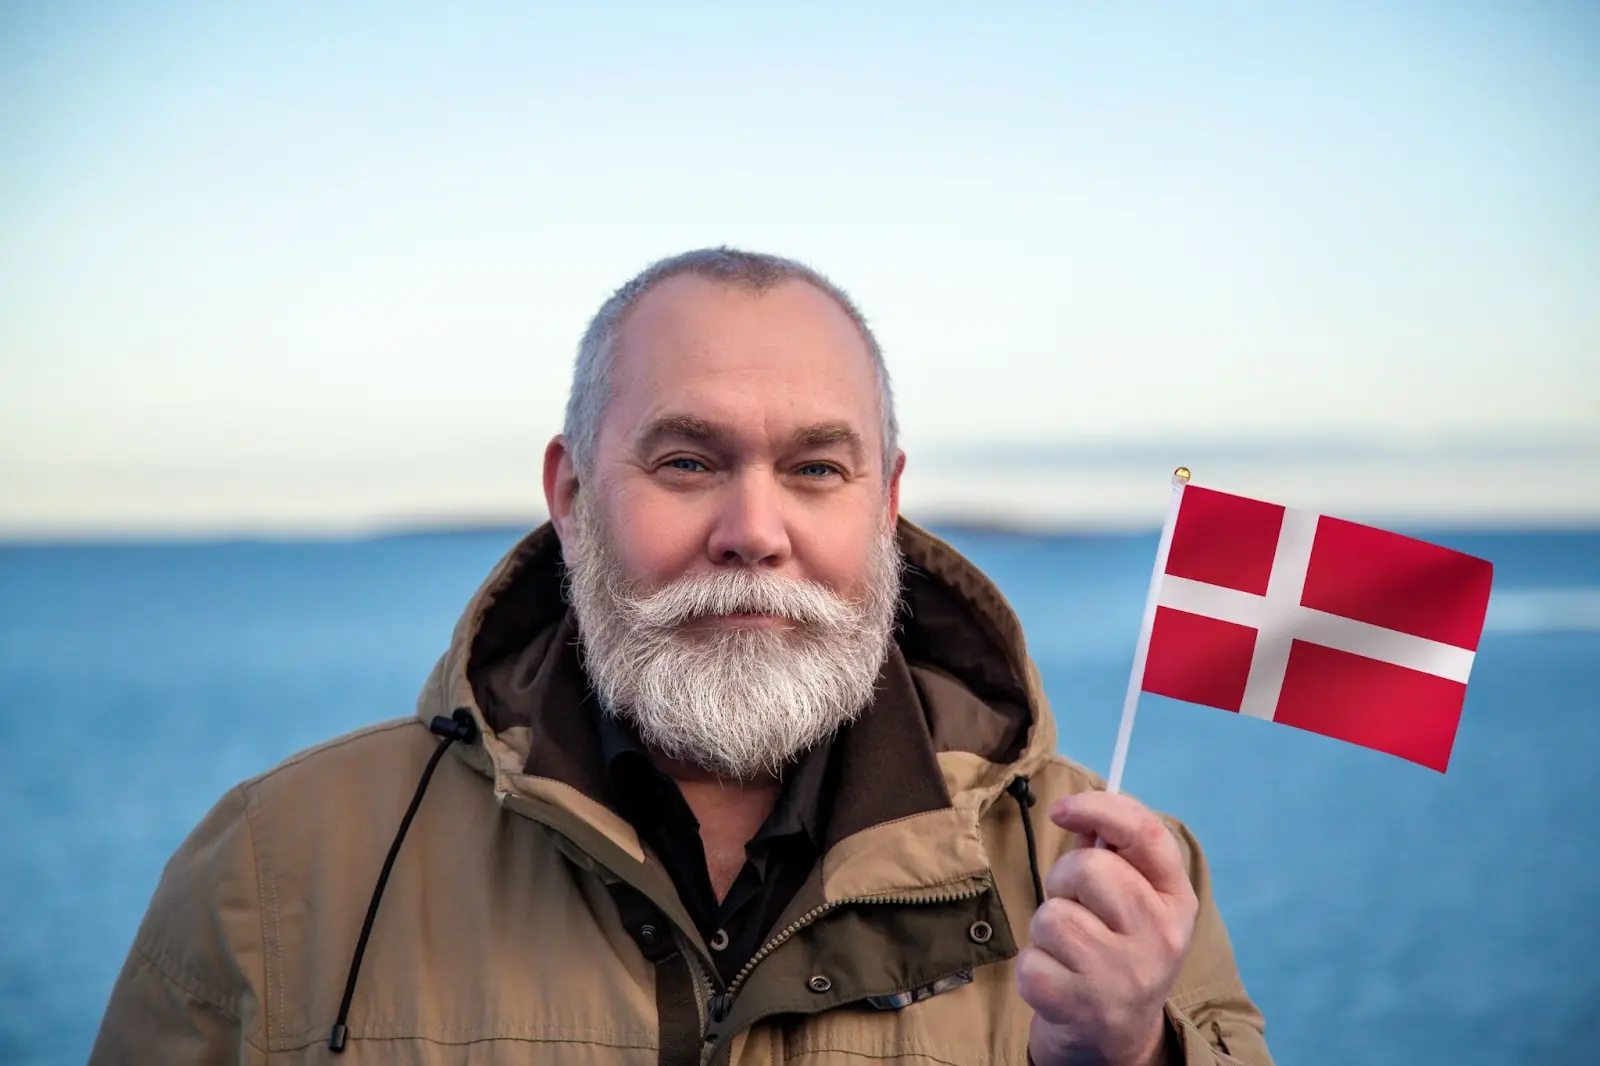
[562,247,898,479]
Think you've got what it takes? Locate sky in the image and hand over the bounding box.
[2,2,1597,533]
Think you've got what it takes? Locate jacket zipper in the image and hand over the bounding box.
[681,942,723,1066]
[701,879,990,1060]
[681,929,714,1027]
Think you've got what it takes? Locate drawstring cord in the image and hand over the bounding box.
[1006,776,1045,910]
[328,708,479,1054]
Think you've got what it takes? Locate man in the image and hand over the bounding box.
[92,249,1272,1065]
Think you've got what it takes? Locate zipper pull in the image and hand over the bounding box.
[708,992,733,1025]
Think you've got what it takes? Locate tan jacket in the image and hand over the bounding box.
[91,520,1272,1065]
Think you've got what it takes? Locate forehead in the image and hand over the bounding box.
[605,274,880,445]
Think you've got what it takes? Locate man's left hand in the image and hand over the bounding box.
[1014,791,1199,1066]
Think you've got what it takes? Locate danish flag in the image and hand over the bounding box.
[1139,484,1494,772]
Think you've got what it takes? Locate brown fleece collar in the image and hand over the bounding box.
[444,518,1056,815]
[473,606,953,850]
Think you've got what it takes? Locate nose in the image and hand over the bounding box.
[706,469,791,569]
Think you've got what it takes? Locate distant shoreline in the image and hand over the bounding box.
[5,516,1598,550]
[5,441,1599,543]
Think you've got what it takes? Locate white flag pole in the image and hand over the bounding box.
[1105,467,1191,796]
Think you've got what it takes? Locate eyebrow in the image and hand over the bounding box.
[635,415,866,460]
[637,414,720,451]
[792,422,865,457]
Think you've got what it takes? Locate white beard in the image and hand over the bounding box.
[562,493,903,780]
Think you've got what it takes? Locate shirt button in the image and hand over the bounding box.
[709,929,730,952]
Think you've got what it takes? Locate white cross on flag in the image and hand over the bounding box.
[1137,483,1494,772]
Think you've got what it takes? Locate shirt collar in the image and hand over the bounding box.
[595,706,837,849]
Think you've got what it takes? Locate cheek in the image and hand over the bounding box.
[792,506,887,591]
[601,484,709,583]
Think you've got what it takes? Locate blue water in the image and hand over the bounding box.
[2,528,1596,1065]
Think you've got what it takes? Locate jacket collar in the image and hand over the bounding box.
[595,687,837,851]
[414,518,1057,910]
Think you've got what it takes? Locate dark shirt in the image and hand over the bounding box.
[596,710,836,985]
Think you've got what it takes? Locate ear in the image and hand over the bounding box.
[543,436,580,545]
[886,450,906,530]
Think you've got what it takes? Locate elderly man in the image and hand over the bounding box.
[92,249,1272,1065]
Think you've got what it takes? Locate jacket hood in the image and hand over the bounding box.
[413,518,1063,935]
[420,518,1055,785]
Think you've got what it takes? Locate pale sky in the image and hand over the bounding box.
[2,2,1597,533]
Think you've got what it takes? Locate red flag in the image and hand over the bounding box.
[1140,484,1494,772]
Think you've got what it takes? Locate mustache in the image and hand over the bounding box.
[621,568,861,631]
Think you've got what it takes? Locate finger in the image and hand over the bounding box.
[1012,945,1090,1027]
[1048,792,1190,899]
[1041,845,1156,935]
[1027,896,1114,973]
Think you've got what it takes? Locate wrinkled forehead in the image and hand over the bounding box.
[604,275,883,453]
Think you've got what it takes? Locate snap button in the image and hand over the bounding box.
[969,920,994,944]
[807,975,833,993]
[637,924,660,949]
[709,928,730,952]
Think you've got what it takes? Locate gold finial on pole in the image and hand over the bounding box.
[1173,466,1192,484]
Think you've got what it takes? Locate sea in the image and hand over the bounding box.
[1,526,1596,1065]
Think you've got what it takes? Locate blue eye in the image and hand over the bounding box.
[667,457,706,472]
[799,463,839,478]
